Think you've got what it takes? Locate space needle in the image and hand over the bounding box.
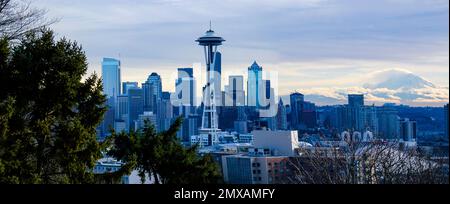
[196,23,225,146]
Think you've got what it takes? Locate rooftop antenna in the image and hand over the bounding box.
[209,20,212,31]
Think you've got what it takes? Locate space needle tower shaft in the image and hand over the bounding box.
[196,23,225,145]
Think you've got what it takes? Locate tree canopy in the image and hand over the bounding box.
[0,29,107,184]
[108,117,223,184]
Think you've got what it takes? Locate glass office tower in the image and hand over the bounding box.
[100,58,121,138]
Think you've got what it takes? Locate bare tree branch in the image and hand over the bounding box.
[0,0,58,40]
[289,140,448,184]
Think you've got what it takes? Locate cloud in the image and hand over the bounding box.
[33,0,449,105]
[297,69,449,106]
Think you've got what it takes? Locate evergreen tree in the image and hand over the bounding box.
[108,117,223,184]
[0,30,107,184]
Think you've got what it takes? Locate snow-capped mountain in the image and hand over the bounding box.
[363,69,436,90]
[293,69,449,107]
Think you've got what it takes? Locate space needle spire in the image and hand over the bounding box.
[196,23,225,146]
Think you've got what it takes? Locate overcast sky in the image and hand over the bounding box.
[35,0,449,95]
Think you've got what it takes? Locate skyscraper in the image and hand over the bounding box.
[176,68,196,116]
[115,94,129,132]
[213,52,222,105]
[181,114,201,143]
[400,118,417,142]
[377,105,400,140]
[100,58,121,138]
[127,88,144,131]
[277,99,288,130]
[348,94,364,107]
[225,75,245,106]
[331,94,379,135]
[258,79,277,130]
[122,82,138,95]
[142,81,152,115]
[143,73,162,113]
[265,80,271,99]
[335,94,365,133]
[102,58,121,99]
[247,61,263,108]
[234,106,248,134]
[363,105,379,135]
[158,92,173,131]
[289,92,304,130]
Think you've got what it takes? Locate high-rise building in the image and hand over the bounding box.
[134,112,157,131]
[258,79,277,130]
[363,105,378,135]
[301,111,317,129]
[347,94,365,132]
[445,104,449,139]
[176,68,196,117]
[100,58,121,138]
[377,105,400,140]
[213,52,222,105]
[122,82,138,95]
[142,82,153,114]
[289,92,304,130]
[102,58,121,99]
[142,73,162,113]
[181,114,201,143]
[158,91,173,132]
[225,75,245,106]
[247,61,263,108]
[234,106,248,134]
[331,94,370,134]
[303,101,316,112]
[115,95,129,132]
[276,99,288,130]
[300,101,317,129]
[332,106,376,134]
[400,118,417,142]
[127,88,144,131]
[348,94,364,107]
[265,80,271,102]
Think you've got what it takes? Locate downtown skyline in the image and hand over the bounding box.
[34,0,449,106]
[1,0,448,187]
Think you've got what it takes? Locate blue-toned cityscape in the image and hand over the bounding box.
[1,0,448,186]
[96,28,449,184]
